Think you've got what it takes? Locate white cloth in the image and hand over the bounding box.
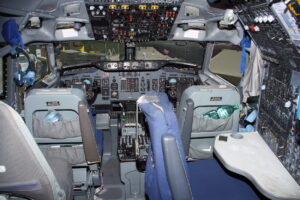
[240,41,264,103]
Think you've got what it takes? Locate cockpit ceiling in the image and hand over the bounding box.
[0,0,244,45]
[0,0,59,16]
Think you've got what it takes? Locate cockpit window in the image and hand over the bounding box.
[209,43,243,86]
[26,44,50,81]
[56,41,125,66]
[55,41,205,66]
[135,41,205,65]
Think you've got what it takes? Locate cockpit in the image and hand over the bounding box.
[0,0,299,199]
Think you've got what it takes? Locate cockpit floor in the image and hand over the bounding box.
[94,158,125,199]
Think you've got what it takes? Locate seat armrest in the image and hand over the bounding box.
[181,99,194,157]
[162,134,192,200]
[78,101,101,164]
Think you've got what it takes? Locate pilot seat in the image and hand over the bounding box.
[24,88,101,198]
[138,92,264,200]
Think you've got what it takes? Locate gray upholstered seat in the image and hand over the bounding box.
[24,89,101,189]
[0,101,73,200]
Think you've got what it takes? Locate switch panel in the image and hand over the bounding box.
[86,0,182,41]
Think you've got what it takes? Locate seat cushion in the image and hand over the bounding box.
[47,157,73,200]
[188,159,264,200]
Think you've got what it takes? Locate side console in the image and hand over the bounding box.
[231,0,300,184]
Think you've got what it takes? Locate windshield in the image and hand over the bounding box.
[136,41,205,65]
[55,41,205,66]
[56,41,124,66]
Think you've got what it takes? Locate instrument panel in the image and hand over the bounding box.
[86,0,182,41]
[62,60,196,72]
[60,65,197,105]
[95,60,164,71]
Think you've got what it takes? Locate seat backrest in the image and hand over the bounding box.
[24,88,98,164]
[138,92,192,200]
[0,101,65,200]
[24,88,86,143]
[178,85,241,138]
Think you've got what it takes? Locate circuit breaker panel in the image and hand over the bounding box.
[258,63,300,184]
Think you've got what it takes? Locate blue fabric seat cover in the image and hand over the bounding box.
[139,92,188,200]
